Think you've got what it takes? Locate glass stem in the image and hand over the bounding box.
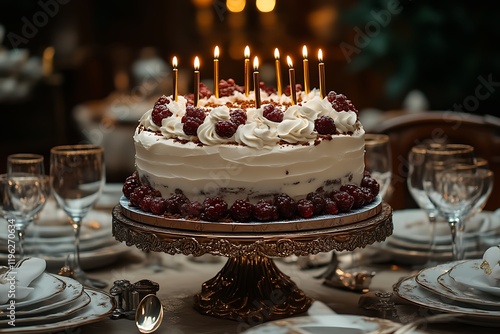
[448,217,465,261]
[71,217,83,275]
[16,228,25,261]
[427,214,437,262]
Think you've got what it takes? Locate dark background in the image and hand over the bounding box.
[1,0,499,179]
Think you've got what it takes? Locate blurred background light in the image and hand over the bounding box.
[256,0,276,13]
[227,0,246,13]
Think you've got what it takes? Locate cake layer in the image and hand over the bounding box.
[133,90,365,206]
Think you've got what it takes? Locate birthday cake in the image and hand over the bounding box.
[123,80,378,222]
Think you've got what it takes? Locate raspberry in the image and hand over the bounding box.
[360,187,375,204]
[324,198,339,215]
[182,118,203,136]
[199,83,212,98]
[181,201,203,218]
[332,191,354,213]
[139,195,154,212]
[274,194,296,219]
[202,197,228,221]
[218,78,244,97]
[215,120,238,138]
[129,185,152,207]
[165,193,188,214]
[230,109,247,127]
[306,192,326,215]
[314,116,336,135]
[361,176,380,197]
[123,178,140,198]
[297,199,314,218]
[263,104,284,123]
[184,106,207,120]
[152,104,173,126]
[254,200,279,221]
[229,199,255,222]
[327,91,358,114]
[154,95,170,106]
[340,184,365,209]
[259,81,277,96]
[150,197,168,215]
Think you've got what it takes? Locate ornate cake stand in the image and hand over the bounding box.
[112,200,392,322]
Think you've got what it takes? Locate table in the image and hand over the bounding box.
[78,248,499,334]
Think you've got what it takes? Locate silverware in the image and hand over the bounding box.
[135,294,164,333]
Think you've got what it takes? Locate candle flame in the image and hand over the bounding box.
[253,56,259,71]
[194,56,200,70]
[214,46,219,59]
[172,56,178,69]
[274,48,280,60]
[287,56,293,68]
[318,49,323,63]
[244,45,250,59]
[302,45,308,59]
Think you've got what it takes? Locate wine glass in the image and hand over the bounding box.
[407,144,442,262]
[424,161,483,261]
[364,134,392,200]
[50,145,106,288]
[2,154,50,260]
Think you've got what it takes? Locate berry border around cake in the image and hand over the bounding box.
[119,195,382,233]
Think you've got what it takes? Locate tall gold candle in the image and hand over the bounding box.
[244,46,250,97]
[172,56,178,101]
[194,56,200,107]
[274,48,282,96]
[302,45,310,94]
[214,46,219,98]
[253,56,261,108]
[318,49,326,99]
[287,56,296,105]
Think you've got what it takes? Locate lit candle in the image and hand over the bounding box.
[194,56,200,107]
[172,56,178,102]
[318,49,326,99]
[253,56,261,108]
[287,56,296,105]
[42,46,55,77]
[214,46,219,98]
[244,45,250,97]
[274,48,282,96]
[302,45,310,94]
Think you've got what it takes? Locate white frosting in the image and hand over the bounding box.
[134,89,365,204]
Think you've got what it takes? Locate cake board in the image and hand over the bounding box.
[112,200,393,322]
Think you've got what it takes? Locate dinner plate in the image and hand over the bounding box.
[0,275,84,319]
[0,273,65,311]
[391,210,497,245]
[241,314,428,334]
[448,260,500,297]
[0,242,129,271]
[0,291,90,326]
[0,288,115,333]
[394,275,500,325]
[416,261,500,308]
[20,237,118,255]
[0,210,111,242]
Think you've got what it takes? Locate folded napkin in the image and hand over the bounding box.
[0,257,46,304]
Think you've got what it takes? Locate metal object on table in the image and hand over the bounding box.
[112,201,393,322]
[110,279,160,320]
[316,252,376,293]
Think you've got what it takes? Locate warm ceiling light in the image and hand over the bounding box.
[227,0,245,12]
[256,0,275,12]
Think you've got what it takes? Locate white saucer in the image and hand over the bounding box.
[242,314,427,334]
[448,260,500,297]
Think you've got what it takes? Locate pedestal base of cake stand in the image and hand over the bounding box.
[194,254,311,322]
[112,202,393,322]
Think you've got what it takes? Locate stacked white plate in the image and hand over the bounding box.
[0,185,129,270]
[394,260,500,326]
[370,209,500,265]
[0,272,115,333]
